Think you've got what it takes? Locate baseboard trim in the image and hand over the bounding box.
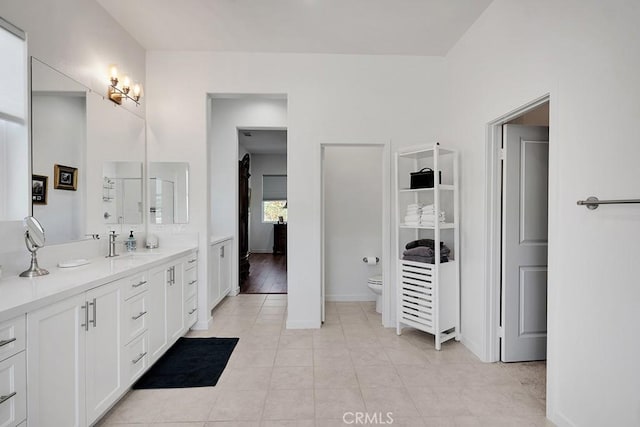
[250,249,273,254]
[325,294,377,302]
[192,318,212,331]
[286,319,321,329]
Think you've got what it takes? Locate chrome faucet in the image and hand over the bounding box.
[106,231,119,258]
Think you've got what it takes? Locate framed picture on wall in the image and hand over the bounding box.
[32,175,48,204]
[54,164,78,191]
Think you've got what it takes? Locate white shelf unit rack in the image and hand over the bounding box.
[395,143,460,350]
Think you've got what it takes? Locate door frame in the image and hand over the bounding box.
[320,140,392,326]
[484,94,550,362]
[235,125,288,296]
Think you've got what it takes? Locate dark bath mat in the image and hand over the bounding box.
[133,337,239,389]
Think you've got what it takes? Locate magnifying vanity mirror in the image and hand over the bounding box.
[149,162,189,224]
[19,216,49,277]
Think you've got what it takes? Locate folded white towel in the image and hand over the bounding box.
[405,216,420,222]
[421,214,445,220]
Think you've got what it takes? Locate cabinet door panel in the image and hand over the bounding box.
[220,241,232,297]
[148,266,168,363]
[85,282,122,424]
[27,294,86,427]
[208,244,221,311]
[167,263,184,343]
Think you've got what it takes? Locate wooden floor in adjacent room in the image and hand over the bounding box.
[240,253,287,294]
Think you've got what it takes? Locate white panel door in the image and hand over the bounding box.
[502,124,549,362]
[85,281,122,424]
[27,294,86,427]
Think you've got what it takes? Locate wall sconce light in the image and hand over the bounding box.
[108,65,142,105]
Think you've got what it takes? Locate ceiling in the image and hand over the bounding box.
[96,0,493,56]
[238,129,287,154]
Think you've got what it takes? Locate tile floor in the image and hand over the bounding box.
[98,294,552,426]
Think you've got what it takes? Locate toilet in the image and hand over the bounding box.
[367,275,383,313]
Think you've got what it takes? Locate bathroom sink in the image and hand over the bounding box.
[110,252,164,262]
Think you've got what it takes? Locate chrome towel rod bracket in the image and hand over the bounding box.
[577,196,640,210]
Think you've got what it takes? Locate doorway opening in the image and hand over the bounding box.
[320,142,391,325]
[486,95,550,363]
[485,96,551,412]
[238,128,288,294]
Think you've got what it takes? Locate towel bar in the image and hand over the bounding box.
[577,196,640,210]
[362,257,380,263]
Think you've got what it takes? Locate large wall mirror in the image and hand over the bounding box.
[31,57,146,245]
[149,162,189,224]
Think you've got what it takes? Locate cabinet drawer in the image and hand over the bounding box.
[185,295,197,328]
[185,267,198,300]
[0,316,25,363]
[122,272,149,301]
[125,332,148,384]
[124,292,148,344]
[0,352,26,426]
[185,254,198,269]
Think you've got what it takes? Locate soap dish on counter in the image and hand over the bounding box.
[58,259,91,268]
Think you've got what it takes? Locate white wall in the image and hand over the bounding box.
[442,1,640,425]
[324,146,382,301]
[0,0,146,113]
[146,52,445,328]
[249,153,287,253]
[32,94,86,244]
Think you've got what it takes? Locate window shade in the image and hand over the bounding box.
[0,23,26,121]
[262,175,287,201]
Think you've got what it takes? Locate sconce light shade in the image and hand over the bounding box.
[107,66,141,105]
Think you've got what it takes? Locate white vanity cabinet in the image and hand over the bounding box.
[19,247,198,427]
[0,315,26,427]
[27,294,87,427]
[27,280,123,427]
[167,263,184,344]
[208,238,232,312]
[184,254,198,328]
[84,282,123,423]
[148,252,198,364]
[148,265,168,362]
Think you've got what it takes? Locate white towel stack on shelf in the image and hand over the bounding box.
[420,204,445,227]
[404,203,422,226]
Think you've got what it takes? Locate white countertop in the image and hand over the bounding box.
[0,245,197,322]
[209,235,233,245]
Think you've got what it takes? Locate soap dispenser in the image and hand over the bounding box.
[126,230,137,252]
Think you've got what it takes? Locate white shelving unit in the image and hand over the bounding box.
[395,143,460,350]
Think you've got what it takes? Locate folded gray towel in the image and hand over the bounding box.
[402,255,449,264]
[403,246,434,257]
[403,255,434,263]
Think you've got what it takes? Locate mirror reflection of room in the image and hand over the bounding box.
[31,57,88,245]
[102,161,143,225]
[148,162,189,224]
